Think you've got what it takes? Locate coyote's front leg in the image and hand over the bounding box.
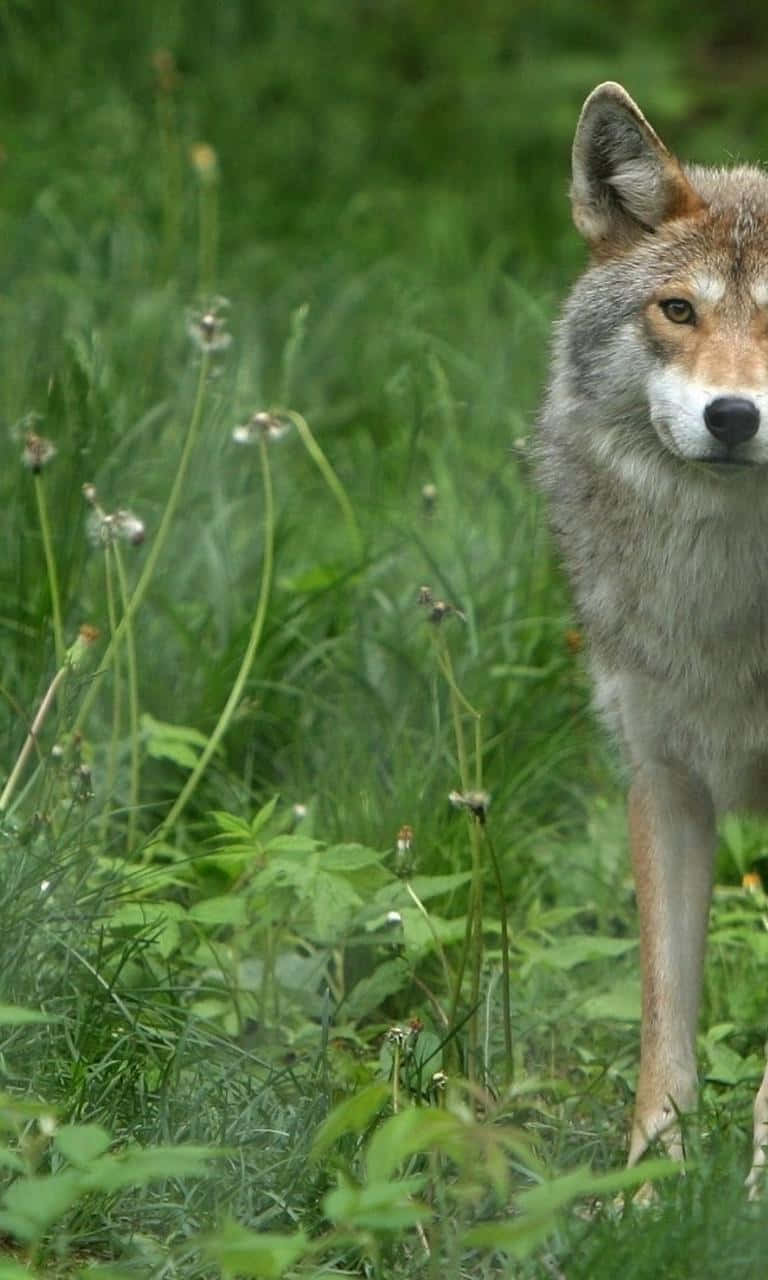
[627,764,716,1166]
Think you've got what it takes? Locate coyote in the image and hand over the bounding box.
[537,82,768,1188]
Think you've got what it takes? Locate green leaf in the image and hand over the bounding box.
[0,1004,57,1025]
[581,979,641,1022]
[201,1222,308,1278]
[525,935,635,972]
[366,1107,461,1183]
[55,1124,111,1166]
[188,896,247,927]
[320,844,385,872]
[343,958,411,1021]
[0,1264,42,1279]
[465,1159,678,1257]
[82,1144,219,1193]
[324,1175,429,1232]
[311,1084,390,1160]
[0,1170,85,1240]
[141,713,211,769]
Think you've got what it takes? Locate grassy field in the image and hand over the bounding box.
[3,2,768,1276]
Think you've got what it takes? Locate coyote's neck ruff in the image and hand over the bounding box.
[537,82,768,1190]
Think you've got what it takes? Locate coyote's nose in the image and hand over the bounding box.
[703,396,760,445]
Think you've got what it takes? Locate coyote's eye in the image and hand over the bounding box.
[660,298,696,325]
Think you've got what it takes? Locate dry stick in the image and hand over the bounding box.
[156,430,275,836]
[0,664,69,812]
[73,350,212,735]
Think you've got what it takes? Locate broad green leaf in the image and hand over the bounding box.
[188,896,247,927]
[465,1159,678,1257]
[82,1145,219,1193]
[320,844,385,872]
[581,979,641,1022]
[141,713,211,769]
[366,1107,461,1183]
[311,872,362,939]
[201,1222,308,1278]
[343,958,411,1021]
[0,1264,41,1279]
[311,1084,390,1160]
[263,834,320,856]
[0,1004,56,1025]
[525,935,635,972]
[1,1170,85,1239]
[55,1124,111,1166]
[324,1175,429,1232]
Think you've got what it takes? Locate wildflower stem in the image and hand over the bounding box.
[283,409,363,562]
[0,664,68,812]
[198,168,218,297]
[279,303,309,405]
[436,632,484,1080]
[73,351,212,733]
[158,429,274,835]
[101,547,122,838]
[482,823,513,1079]
[113,544,140,851]
[33,472,65,667]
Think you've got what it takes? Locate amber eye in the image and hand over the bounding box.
[660,298,696,325]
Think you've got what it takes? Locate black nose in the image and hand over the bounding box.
[703,396,760,445]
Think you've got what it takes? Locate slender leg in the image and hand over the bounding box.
[747,1054,768,1198]
[627,763,716,1165]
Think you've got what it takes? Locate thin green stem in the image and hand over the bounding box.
[283,409,363,562]
[483,823,513,1079]
[113,543,140,851]
[33,472,64,667]
[101,547,121,840]
[436,630,484,1080]
[157,430,275,836]
[73,351,212,733]
[198,171,218,298]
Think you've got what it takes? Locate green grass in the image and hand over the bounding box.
[2,2,768,1275]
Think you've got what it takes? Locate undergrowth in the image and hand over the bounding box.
[2,2,768,1276]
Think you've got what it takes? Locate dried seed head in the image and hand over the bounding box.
[232,411,291,445]
[187,297,232,353]
[565,629,583,655]
[22,433,56,473]
[396,824,413,854]
[421,482,438,513]
[386,1025,409,1047]
[190,142,219,184]
[449,788,490,823]
[114,509,146,546]
[417,584,465,623]
[82,482,98,506]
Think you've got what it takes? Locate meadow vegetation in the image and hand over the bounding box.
[2,2,768,1275]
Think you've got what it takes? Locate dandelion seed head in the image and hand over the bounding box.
[385,911,402,927]
[292,803,308,821]
[421,482,437,513]
[188,297,231,353]
[449,788,490,822]
[38,1114,57,1137]
[233,411,291,445]
[114,509,146,546]
[40,879,51,894]
[22,433,56,473]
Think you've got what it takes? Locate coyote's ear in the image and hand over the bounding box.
[571,82,704,248]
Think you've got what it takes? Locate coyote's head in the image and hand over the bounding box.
[570,83,768,468]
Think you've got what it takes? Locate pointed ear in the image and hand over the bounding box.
[571,82,705,249]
